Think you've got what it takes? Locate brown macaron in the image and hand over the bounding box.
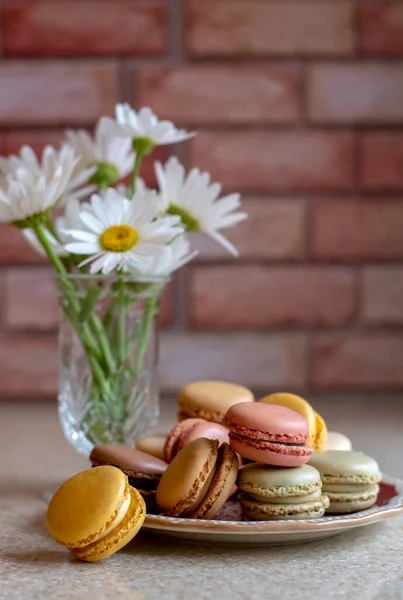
[156,437,239,520]
[90,445,167,492]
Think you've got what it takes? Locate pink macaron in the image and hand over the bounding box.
[223,403,312,467]
[164,418,230,463]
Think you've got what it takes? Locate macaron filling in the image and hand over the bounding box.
[224,418,308,445]
[229,432,311,456]
[97,493,131,540]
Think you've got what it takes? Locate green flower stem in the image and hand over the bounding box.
[89,311,116,373]
[45,214,60,242]
[133,296,158,378]
[117,276,127,364]
[32,223,103,364]
[131,152,144,195]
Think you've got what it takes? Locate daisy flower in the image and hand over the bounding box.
[155,157,247,256]
[0,143,94,203]
[0,159,78,226]
[23,197,88,257]
[130,235,198,278]
[66,117,134,188]
[64,187,184,275]
[113,104,194,147]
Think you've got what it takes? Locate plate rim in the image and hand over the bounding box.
[143,474,403,536]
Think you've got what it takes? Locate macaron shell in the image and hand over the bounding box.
[325,483,379,504]
[323,432,353,451]
[309,450,381,484]
[229,435,311,467]
[156,438,219,517]
[47,466,127,548]
[90,445,167,478]
[239,492,330,521]
[191,443,239,520]
[178,381,254,423]
[163,419,206,463]
[224,403,309,444]
[135,435,167,460]
[326,496,378,514]
[72,487,146,562]
[237,464,321,498]
[259,393,316,437]
[312,411,328,451]
[178,422,230,453]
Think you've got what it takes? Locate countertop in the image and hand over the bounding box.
[1,397,403,600]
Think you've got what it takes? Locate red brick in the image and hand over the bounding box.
[2,129,65,157]
[309,200,403,260]
[312,333,403,388]
[0,335,58,397]
[359,132,403,190]
[193,199,305,260]
[3,1,166,57]
[0,62,117,125]
[4,267,59,330]
[187,1,353,57]
[0,225,46,265]
[190,266,355,328]
[190,131,353,191]
[160,332,306,391]
[308,63,403,124]
[361,266,403,325]
[137,65,300,125]
[357,2,403,56]
[159,284,173,327]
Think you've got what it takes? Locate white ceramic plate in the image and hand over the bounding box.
[143,475,403,545]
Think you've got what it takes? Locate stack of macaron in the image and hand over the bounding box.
[309,450,381,513]
[46,380,382,561]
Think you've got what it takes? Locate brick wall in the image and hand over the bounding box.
[1,0,403,399]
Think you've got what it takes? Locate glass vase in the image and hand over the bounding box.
[55,274,166,456]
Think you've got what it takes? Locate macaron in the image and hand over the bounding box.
[223,402,312,467]
[237,464,330,520]
[177,380,254,424]
[46,466,146,562]
[309,450,381,513]
[156,437,239,519]
[259,392,328,451]
[90,445,167,512]
[136,434,167,460]
[163,418,230,463]
[323,431,353,451]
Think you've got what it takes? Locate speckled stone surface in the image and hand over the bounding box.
[1,399,403,600]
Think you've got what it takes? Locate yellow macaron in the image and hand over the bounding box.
[46,466,145,562]
[177,380,254,424]
[259,393,328,451]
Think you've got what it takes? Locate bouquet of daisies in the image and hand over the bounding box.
[0,105,246,450]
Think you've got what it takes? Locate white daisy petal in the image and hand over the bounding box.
[65,242,100,254]
[79,211,104,234]
[156,158,246,256]
[209,231,239,256]
[112,104,194,146]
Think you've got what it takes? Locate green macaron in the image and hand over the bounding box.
[308,450,381,514]
[237,464,329,521]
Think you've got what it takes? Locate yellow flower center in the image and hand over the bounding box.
[99,225,139,252]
